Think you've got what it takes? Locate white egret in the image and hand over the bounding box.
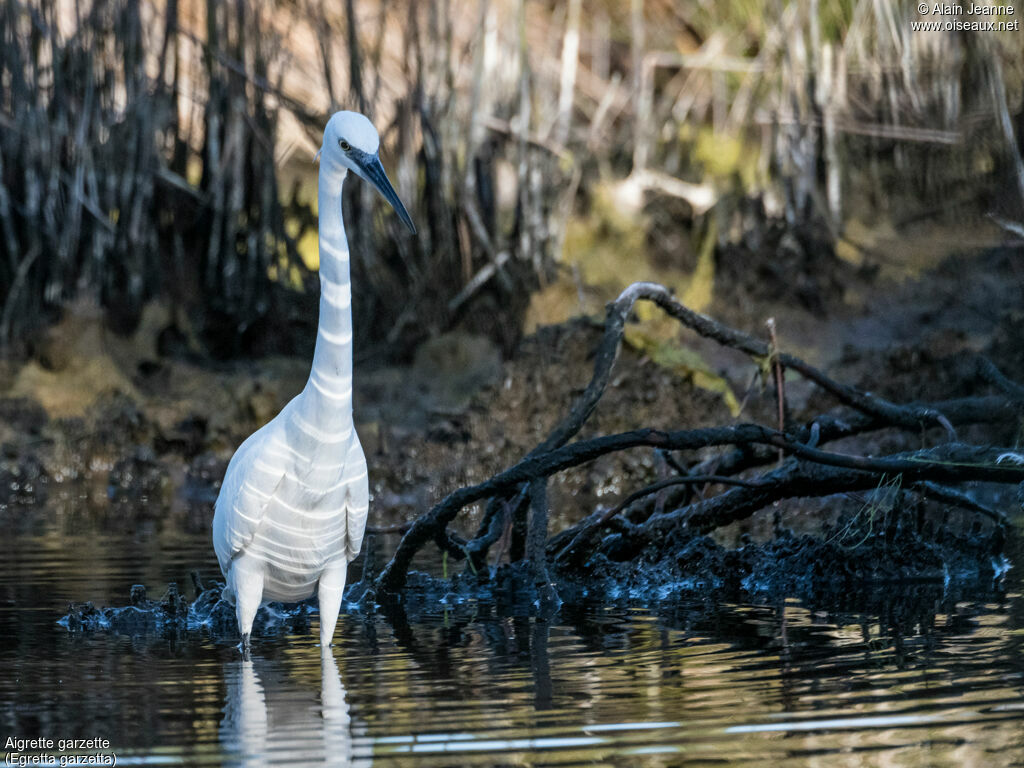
[213,111,415,652]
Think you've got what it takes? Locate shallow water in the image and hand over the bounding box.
[1,504,1023,767]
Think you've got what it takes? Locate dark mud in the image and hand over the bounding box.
[59,579,317,639]
[0,312,734,544]
[10,242,1024,633]
[566,521,1007,604]
[60,506,1011,642]
[712,200,861,318]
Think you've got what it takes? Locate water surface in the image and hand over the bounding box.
[1,502,1022,766]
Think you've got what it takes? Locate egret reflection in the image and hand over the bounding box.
[221,648,369,766]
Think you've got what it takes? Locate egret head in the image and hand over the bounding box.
[319,110,416,233]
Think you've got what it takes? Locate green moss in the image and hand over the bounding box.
[624,324,740,417]
[690,128,760,191]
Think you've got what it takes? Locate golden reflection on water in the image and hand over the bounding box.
[0,525,1022,766]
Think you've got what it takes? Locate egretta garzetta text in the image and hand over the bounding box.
[213,111,414,653]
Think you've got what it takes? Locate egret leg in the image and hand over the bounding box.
[232,559,265,655]
[318,565,348,648]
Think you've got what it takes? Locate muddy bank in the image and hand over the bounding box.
[5,243,1024,609]
[0,308,736,542]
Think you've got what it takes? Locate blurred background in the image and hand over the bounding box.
[0,0,1022,530]
[1,0,1021,362]
[2,6,1024,763]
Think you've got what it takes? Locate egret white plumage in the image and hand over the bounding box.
[213,111,414,652]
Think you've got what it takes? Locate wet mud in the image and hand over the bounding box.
[8,242,1024,627]
[60,510,1011,642]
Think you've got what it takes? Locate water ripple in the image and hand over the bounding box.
[1,522,1022,766]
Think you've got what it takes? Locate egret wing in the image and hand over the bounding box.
[344,433,370,560]
[213,424,287,571]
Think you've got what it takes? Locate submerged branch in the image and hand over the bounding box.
[376,422,1024,592]
[377,424,779,592]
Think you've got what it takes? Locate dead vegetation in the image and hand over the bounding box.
[2,0,1021,360]
[371,281,1024,598]
[2,1,1022,603]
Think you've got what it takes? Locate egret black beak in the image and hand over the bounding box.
[352,151,416,234]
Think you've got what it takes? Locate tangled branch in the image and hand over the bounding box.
[373,282,1023,595]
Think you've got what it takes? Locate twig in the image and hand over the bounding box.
[551,473,768,565]
[766,317,785,463]
[769,437,1021,481]
[365,522,413,535]
[637,442,1020,543]
[631,283,958,439]
[988,214,1024,240]
[376,421,1024,592]
[480,115,571,160]
[910,482,1007,525]
[461,282,988,570]
[704,395,1013,481]
[447,247,510,312]
[467,488,528,572]
[526,478,550,584]
[977,357,1024,404]
[0,246,40,346]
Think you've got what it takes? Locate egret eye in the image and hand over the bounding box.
[339,139,351,151]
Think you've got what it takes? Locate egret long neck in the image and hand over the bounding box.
[295,167,354,435]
